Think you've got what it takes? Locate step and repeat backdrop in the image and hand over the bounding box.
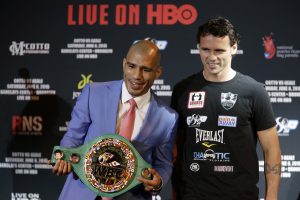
[1,1,299,200]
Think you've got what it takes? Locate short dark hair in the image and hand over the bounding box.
[196,16,240,46]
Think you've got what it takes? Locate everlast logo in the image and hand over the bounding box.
[195,128,225,144]
[12,115,43,135]
[67,4,198,26]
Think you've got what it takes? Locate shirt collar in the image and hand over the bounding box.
[121,82,151,109]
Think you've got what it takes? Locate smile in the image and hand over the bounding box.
[129,81,145,89]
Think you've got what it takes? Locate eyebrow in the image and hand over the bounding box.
[200,47,226,51]
[126,61,153,69]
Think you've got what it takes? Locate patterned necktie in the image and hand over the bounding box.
[119,98,136,141]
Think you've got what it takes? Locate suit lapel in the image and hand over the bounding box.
[105,80,122,133]
[134,93,158,143]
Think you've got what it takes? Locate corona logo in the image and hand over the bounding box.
[12,115,43,134]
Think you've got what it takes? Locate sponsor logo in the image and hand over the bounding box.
[202,142,216,148]
[195,128,225,144]
[147,4,197,25]
[262,33,300,59]
[11,115,43,135]
[190,163,200,172]
[221,92,237,110]
[194,150,230,162]
[186,114,207,127]
[72,74,93,99]
[188,91,205,109]
[67,4,198,26]
[78,74,93,90]
[276,117,298,136]
[263,33,276,59]
[218,115,237,127]
[214,165,234,172]
[9,41,50,56]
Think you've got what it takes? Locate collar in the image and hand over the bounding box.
[121,81,151,109]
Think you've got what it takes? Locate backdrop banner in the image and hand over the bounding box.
[1,1,299,200]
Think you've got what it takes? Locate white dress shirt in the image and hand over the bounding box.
[117,82,151,140]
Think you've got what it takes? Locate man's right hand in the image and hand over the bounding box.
[51,159,72,176]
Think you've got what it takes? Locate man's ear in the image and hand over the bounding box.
[123,58,126,71]
[231,43,238,55]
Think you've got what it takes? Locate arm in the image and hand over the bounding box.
[152,116,178,184]
[60,84,92,147]
[51,84,92,176]
[138,112,178,193]
[257,126,281,200]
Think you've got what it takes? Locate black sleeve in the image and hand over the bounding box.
[252,83,276,131]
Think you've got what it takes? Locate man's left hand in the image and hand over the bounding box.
[137,168,162,192]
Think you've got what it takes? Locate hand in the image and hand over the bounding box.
[137,168,162,192]
[48,159,72,176]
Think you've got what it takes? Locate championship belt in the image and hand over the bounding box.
[50,134,152,198]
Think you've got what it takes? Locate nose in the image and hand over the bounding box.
[132,67,143,79]
[207,52,217,60]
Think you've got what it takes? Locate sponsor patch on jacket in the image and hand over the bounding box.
[190,163,200,172]
[221,92,238,110]
[193,150,231,162]
[187,114,207,127]
[214,165,234,172]
[188,91,205,109]
[218,115,237,127]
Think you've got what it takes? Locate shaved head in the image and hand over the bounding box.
[126,40,161,67]
[123,40,162,97]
